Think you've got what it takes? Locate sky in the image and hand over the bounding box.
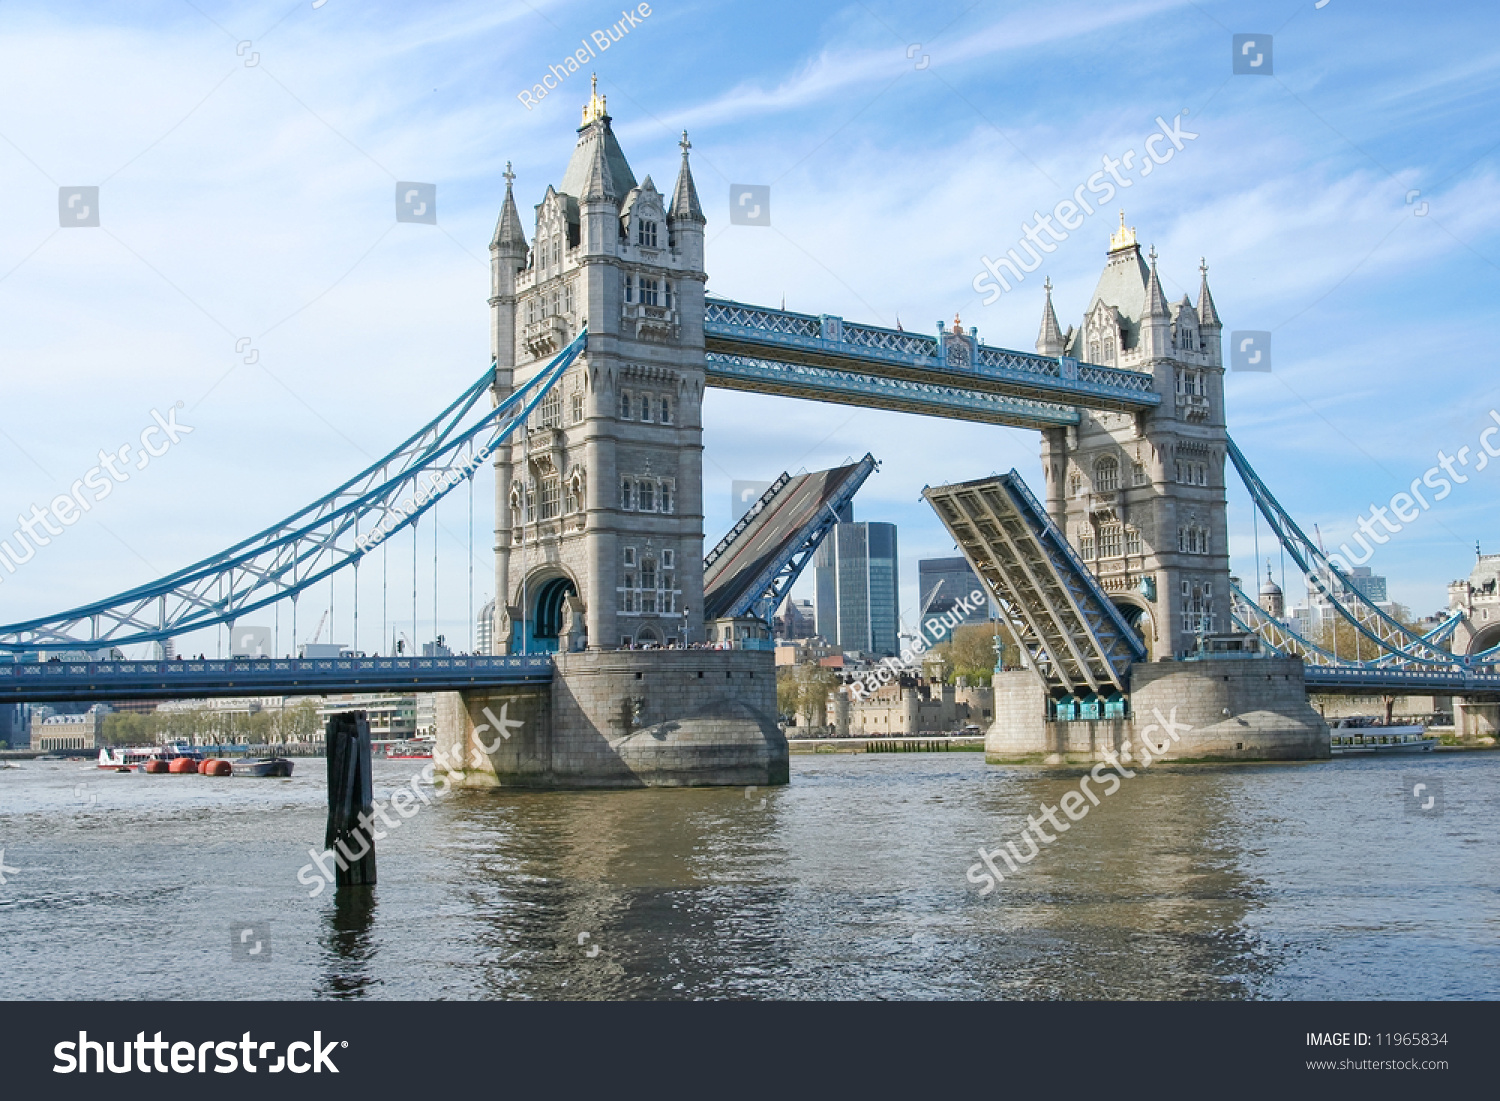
[0,0,1497,657]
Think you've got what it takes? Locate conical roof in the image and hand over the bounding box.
[490,162,528,251]
[1036,278,1065,354]
[669,131,705,223]
[1197,258,1222,326]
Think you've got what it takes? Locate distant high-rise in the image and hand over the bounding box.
[774,597,815,640]
[814,522,899,656]
[477,598,496,654]
[918,557,993,628]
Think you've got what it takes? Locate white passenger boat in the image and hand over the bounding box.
[1329,716,1437,755]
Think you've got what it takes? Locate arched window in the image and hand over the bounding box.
[618,391,632,419]
[638,480,655,512]
[1094,456,1119,491]
[640,396,653,423]
[619,478,634,510]
[659,398,672,424]
[637,220,658,247]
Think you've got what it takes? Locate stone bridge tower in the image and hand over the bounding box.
[1036,217,1230,659]
[488,82,708,653]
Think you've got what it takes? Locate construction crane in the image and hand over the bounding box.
[305,608,329,648]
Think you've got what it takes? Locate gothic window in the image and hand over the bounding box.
[1089,341,1101,362]
[624,274,635,304]
[1100,524,1123,558]
[1069,472,1083,498]
[619,478,634,510]
[538,388,562,429]
[662,549,674,570]
[619,391,632,419]
[623,547,636,568]
[640,395,653,423]
[550,240,561,269]
[524,479,537,523]
[665,281,674,310]
[563,281,574,314]
[641,560,656,590]
[539,475,561,520]
[638,480,656,512]
[571,391,584,424]
[1177,524,1209,554]
[1132,461,1147,486]
[659,398,672,424]
[1079,532,1096,559]
[641,278,660,307]
[1125,528,1142,555]
[1094,457,1119,492]
[1103,337,1116,363]
[659,480,674,514]
[638,219,658,247]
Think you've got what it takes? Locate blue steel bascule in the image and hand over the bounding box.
[1,91,1495,761]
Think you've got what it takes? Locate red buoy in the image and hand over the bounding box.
[203,759,232,777]
[143,759,169,774]
[168,757,199,774]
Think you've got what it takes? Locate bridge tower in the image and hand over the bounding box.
[1037,217,1229,659]
[489,80,708,654]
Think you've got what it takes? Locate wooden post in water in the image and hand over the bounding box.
[325,710,376,887]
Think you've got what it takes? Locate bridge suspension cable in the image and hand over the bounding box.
[1226,435,1496,669]
[0,328,588,653]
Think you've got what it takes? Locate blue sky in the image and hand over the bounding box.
[1,0,1497,655]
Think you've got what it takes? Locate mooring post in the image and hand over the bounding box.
[325,710,376,887]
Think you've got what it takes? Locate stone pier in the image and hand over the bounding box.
[436,649,787,789]
[986,656,1329,764]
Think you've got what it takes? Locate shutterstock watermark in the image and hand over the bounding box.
[847,588,985,700]
[1325,410,1500,572]
[972,112,1198,305]
[0,405,192,587]
[296,704,522,897]
[965,708,1192,895]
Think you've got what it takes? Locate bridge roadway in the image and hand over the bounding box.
[1301,665,1500,696]
[0,654,555,704]
[702,299,1161,430]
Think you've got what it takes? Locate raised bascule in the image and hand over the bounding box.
[3,89,1497,780]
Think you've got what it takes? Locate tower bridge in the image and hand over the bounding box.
[3,87,1497,779]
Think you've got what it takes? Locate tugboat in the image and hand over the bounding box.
[1329,716,1438,756]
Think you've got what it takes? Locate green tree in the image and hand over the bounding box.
[928,624,1017,685]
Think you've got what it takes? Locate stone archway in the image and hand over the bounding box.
[1111,596,1155,661]
[511,571,577,654]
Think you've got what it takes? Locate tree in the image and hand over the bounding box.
[927,624,1017,685]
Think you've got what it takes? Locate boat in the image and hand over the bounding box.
[1329,716,1437,755]
[386,738,434,760]
[98,744,204,770]
[235,756,295,777]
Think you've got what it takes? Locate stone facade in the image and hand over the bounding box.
[986,657,1329,763]
[1036,220,1229,659]
[489,84,707,655]
[436,649,787,789]
[828,681,993,736]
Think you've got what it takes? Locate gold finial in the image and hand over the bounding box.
[1108,209,1137,252]
[953,311,963,331]
[581,74,607,125]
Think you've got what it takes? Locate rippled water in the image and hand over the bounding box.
[1,751,1496,1000]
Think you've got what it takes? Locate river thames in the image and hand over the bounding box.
[1,751,1496,1000]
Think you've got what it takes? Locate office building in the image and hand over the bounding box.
[814,521,899,656]
[918,556,994,628]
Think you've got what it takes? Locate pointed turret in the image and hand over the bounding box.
[669,130,706,224]
[1139,245,1172,360]
[1196,257,1221,327]
[580,128,616,202]
[1036,277,1065,356]
[490,162,528,253]
[1144,247,1170,319]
